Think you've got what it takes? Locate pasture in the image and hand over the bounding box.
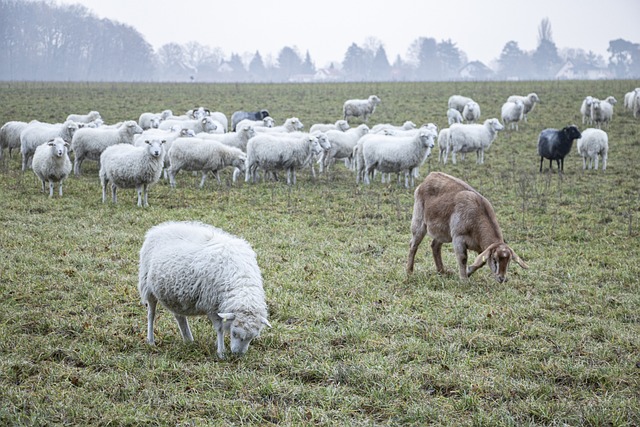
[0,80,639,426]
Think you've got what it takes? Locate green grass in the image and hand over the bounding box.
[0,80,639,426]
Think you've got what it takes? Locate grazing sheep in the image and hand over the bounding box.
[362,129,436,188]
[309,119,350,134]
[236,116,275,131]
[447,108,463,125]
[445,118,504,165]
[66,111,101,124]
[138,220,271,358]
[245,133,325,184]
[462,101,481,123]
[580,96,596,125]
[167,138,246,187]
[343,95,381,123]
[72,120,143,175]
[99,139,165,207]
[231,109,270,132]
[506,93,540,121]
[370,121,416,134]
[320,124,369,172]
[537,125,582,173]
[253,117,304,133]
[577,128,608,171]
[196,124,256,152]
[407,172,528,282]
[437,128,451,163]
[447,95,474,113]
[501,99,525,131]
[31,137,72,197]
[590,96,616,129]
[158,116,218,133]
[20,120,79,171]
[0,120,29,160]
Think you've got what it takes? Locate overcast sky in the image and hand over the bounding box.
[61,0,639,68]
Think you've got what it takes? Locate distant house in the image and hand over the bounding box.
[555,60,612,80]
[459,61,495,80]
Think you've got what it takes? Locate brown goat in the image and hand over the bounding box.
[407,172,527,282]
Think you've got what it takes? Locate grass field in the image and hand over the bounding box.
[0,80,639,426]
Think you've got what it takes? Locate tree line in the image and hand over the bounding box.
[1,1,639,82]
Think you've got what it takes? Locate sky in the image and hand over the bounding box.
[60,0,639,68]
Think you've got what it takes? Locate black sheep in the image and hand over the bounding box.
[537,125,582,173]
[230,109,270,131]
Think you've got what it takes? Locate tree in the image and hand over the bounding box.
[437,39,464,79]
[342,43,370,80]
[410,37,439,80]
[276,46,302,80]
[370,45,391,81]
[531,18,561,78]
[249,50,266,78]
[607,38,640,78]
[300,50,315,75]
[497,41,531,79]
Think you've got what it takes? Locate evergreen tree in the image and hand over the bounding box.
[371,46,391,81]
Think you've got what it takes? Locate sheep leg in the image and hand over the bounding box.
[602,154,607,171]
[582,157,587,170]
[142,184,149,207]
[111,183,118,203]
[594,155,599,171]
[145,295,158,345]
[214,171,221,185]
[58,181,63,197]
[48,181,54,198]
[39,179,45,193]
[168,168,178,188]
[211,318,226,359]
[452,236,469,279]
[199,171,208,188]
[173,315,194,342]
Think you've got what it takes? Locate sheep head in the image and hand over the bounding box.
[467,242,528,283]
[218,312,271,356]
[562,125,582,141]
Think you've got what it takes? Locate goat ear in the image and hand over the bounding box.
[510,249,529,269]
[468,246,493,275]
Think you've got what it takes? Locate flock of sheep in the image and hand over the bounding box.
[1,87,638,356]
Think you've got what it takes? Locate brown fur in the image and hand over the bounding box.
[407,172,527,282]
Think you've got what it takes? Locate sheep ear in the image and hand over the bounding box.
[161,140,166,144]
[47,139,55,146]
[218,313,236,322]
[261,317,272,328]
[510,249,529,269]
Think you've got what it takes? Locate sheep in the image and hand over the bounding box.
[158,116,219,133]
[135,127,195,178]
[208,112,229,133]
[634,92,640,119]
[99,138,165,207]
[138,220,271,358]
[309,119,350,134]
[253,117,304,133]
[320,124,369,173]
[66,111,101,124]
[580,96,596,125]
[167,138,246,187]
[445,118,504,165]
[537,125,582,173]
[361,129,436,188]
[0,120,29,160]
[236,116,275,131]
[407,171,528,282]
[245,133,326,185]
[343,95,381,123]
[462,101,481,123]
[500,99,525,131]
[623,88,639,111]
[590,96,616,129]
[447,108,463,125]
[138,112,165,130]
[370,121,416,134]
[231,109,269,131]
[71,120,143,175]
[447,95,474,113]
[31,137,72,197]
[437,128,451,163]
[195,124,256,152]
[506,93,540,121]
[20,120,79,171]
[577,128,608,171]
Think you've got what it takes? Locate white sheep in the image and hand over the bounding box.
[138,220,271,358]
[590,96,616,129]
[167,138,246,187]
[462,101,481,123]
[437,128,451,163]
[245,133,326,184]
[577,128,608,171]
[158,116,219,133]
[253,117,304,133]
[209,111,229,132]
[0,120,29,161]
[20,120,79,171]
[138,112,165,130]
[361,129,436,188]
[623,88,639,111]
[195,124,256,152]
[506,93,540,121]
[447,108,463,125]
[135,127,195,178]
[309,119,350,134]
[320,124,370,173]
[447,95,474,113]
[501,99,525,131]
[99,139,165,207]
[635,92,640,119]
[236,116,275,130]
[580,96,596,125]
[370,121,416,134]
[31,137,72,197]
[72,120,143,175]
[66,111,101,124]
[343,95,381,123]
[445,118,504,165]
